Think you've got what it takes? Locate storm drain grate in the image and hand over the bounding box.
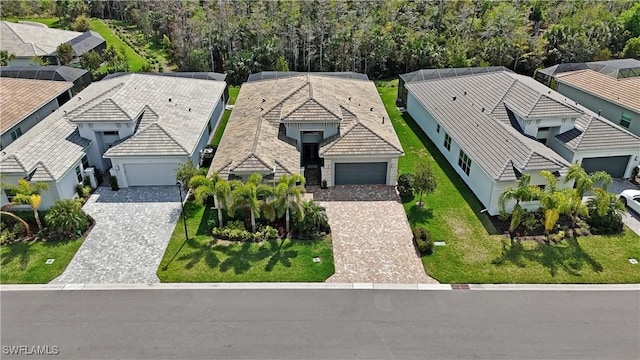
[312,257,321,263]
[629,258,638,265]
[45,259,55,265]
[451,284,470,290]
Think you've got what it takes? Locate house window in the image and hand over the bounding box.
[10,127,22,141]
[208,122,212,134]
[458,150,471,176]
[75,166,83,183]
[81,155,89,169]
[444,133,452,151]
[103,131,118,136]
[436,124,440,133]
[537,184,546,191]
[4,188,17,203]
[620,113,631,128]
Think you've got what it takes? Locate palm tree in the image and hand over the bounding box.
[231,174,272,233]
[498,173,539,239]
[190,173,231,227]
[565,164,611,198]
[4,179,48,231]
[274,174,306,235]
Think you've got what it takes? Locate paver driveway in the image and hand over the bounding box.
[312,185,438,284]
[51,186,181,284]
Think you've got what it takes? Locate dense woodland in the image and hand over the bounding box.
[3,0,640,84]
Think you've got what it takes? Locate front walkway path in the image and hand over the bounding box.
[310,185,438,284]
[51,186,181,284]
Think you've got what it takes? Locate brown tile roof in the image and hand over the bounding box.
[555,69,640,112]
[0,78,72,134]
[210,74,403,180]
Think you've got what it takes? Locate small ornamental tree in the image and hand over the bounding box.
[412,160,437,207]
[56,43,74,66]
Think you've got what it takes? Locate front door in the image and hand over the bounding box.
[302,143,319,167]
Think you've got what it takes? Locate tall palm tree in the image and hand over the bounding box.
[274,174,306,235]
[231,174,271,233]
[498,173,539,239]
[5,179,48,231]
[565,164,611,198]
[190,173,231,227]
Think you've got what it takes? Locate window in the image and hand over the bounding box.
[208,122,212,134]
[4,188,17,203]
[458,150,471,176]
[537,184,546,191]
[620,113,631,128]
[10,127,22,141]
[103,131,118,136]
[436,124,440,133]
[75,166,83,183]
[444,133,451,151]
[81,155,89,169]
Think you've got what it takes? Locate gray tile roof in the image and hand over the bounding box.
[0,73,226,180]
[1,21,81,57]
[68,31,105,56]
[556,112,640,151]
[405,70,573,181]
[210,73,403,180]
[69,98,132,123]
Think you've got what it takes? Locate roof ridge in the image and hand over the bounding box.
[66,82,126,119]
[273,159,293,175]
[322,122,402,154]
[35,161,55,179]
[573,116,594,148]
[229,153,271,172]
[491,77,517,113]
[152,123,190,154]
[2,154,27,172]
[268,82,309,117]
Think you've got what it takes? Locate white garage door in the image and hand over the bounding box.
[124,163,178,186]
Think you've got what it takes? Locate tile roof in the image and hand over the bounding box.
[0,21,81,57]
[554,69,640,113]
[69,98,132,123]
[555,112,640,151]
[0,73,226,180]
[210,74,403,180]
[0,78,72,134]
[405,70,574,181]
[0,65,89,83]
[68,30,104,56]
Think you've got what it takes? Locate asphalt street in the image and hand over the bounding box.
[1,289,639,359]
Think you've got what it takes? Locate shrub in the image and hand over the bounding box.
[44,199,89,237]
[521,210,543,234]
[397,173,414,200]
[212,225,278,242]
[110,176,119,191]
[586,191,624,234]
[225,220,246,231]
[321,179,327,189]
[83,175,91,188]
[412,225,434,256]
[0,218,26,245]
[293,200,329,239]
[76,184,92,198]
[175,161,199,191]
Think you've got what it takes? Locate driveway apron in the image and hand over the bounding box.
[313,185,438,284]
[51,186,181,284]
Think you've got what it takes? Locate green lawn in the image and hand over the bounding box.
[157,201,334,282]
[0,237,84,284]
[89,18,146,71]
[378,86,640,284]
[210,86,240,146]
[2,17,62,28]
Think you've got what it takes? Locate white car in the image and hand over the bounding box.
[619,189,640,215]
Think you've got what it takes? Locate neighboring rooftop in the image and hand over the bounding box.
[539,58,640,79]
[211,73,402,179]
[553,69,640,113]
[105,71,227,82]
[0,65,89,83]
[400,66,509,84]
[0,78,73,134]
[405,70,581,181]
[0,21,81,57]
[247,71,369,82]
[0,73,226,180]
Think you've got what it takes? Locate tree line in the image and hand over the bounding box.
[3,0,639,84]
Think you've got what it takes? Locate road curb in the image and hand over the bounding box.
[1,283,638,291]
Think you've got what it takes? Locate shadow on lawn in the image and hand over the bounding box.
[1,241,30,269]
[407,205,434,225]
[492,238,603,277]
[167,238,298,275]
[400,112,499,235]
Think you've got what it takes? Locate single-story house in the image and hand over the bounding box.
[211,72,404,186]
[0,21,105,66]
[0,73,227,209]
[401,67,640,215]
[0,65,91,93]
[1,78,73,149]
[536,59,640,137]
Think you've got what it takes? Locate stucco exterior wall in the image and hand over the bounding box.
[285,123,339,150]
[191,96,225,165]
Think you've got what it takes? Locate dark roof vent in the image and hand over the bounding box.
[452,96,457,101]
[548,91,551,94]
[348,97,352,101]
[481,107,485,112]
[463,91,467,96]
[598,110,601,116]
[262,98,266,103]
[260,107,264,111]
[382,116,385,124]
[169,98,172,102]
[370,107,373,111]
[188,108,191,112]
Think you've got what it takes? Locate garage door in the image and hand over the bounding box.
[124,163,178,186]
[581,156,630,178]
[335,162,387,185]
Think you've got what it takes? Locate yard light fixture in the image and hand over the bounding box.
[176,181,189,241]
